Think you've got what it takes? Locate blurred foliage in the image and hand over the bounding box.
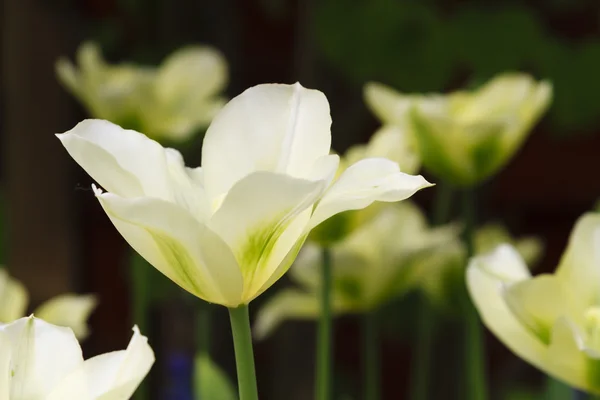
[314,0,600,137]
[194,355,237,400]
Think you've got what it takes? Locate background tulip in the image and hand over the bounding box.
[56,42,228,142]
[467,213,600,394]
[365,73,552,186]
[0,269,96,339]
[0,316,154,399]
[253,201,458,339]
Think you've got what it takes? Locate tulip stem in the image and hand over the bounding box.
[228,304,259,400]
[130,251,150,400]
[409,182,453,400]
[363,310,380,400]
[461,189,488,400]
[316,247,333,400]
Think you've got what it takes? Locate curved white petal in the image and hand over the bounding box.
[208,172,325,301]
[309,158,432,229]
[1,316,83,399]
[555,213,600,310]
[253,289,320,340]
[96,193,243,307]
[202,83,332,200]
[0,270,28,323]
[82,326,154,399]
[56,119,169,198]
[0,332,10,400]
[466,245,547,371]
[34,294,98,340]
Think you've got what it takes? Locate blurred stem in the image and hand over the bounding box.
[461,188,488,400]
[196,301,212,398]
[316,247,333,400]
[228,305,259,400]
[130,251,150,400]
[543,376,571,399]
[409,183,453,400]
[363,310,380,400]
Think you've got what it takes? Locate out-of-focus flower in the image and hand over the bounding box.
[365,73,552,186]
[310,124,421,245]
[57,83,431,308]
[0,269,96,339]
[415,223,543,313]
[0,316,154,399]
[56,42,228,142]
[253,201,458,339]
[467,213,600,393]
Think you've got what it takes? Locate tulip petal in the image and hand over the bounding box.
[363,82,413,126]
[253,289,320,340]
[466,245,547,371]
[555,213,600,310]
[56,119,167,198]
[0,270,28,323]
[503,276,575,345]
[545,318,595,393]
[202,83,332,200]
[309,157,432,229]
[208,172,325,301]
[82,326,154,399]
[96,192,243,307]
[1,316,83,399]
[156,46,228,104]
[150,46,228,140]
[0,332,11,400]
[34,294,98,340]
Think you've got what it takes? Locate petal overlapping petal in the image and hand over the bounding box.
[202,83,332,201]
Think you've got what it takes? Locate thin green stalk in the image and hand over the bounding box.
[228,305,259,400]
[363,311,380,400]
[409,183,453,400]
[130,252,150,400]
[543,376,571,399]
[461,189,488,400]
[316,247,333,400]
[196,301,212,397]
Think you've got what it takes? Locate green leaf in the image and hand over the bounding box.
[194,354,238,400]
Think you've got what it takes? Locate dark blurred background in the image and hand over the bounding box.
[2,0,600,399]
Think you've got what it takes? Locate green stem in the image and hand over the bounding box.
[130,251,150,400]
[316,247,333,400]
[363,311,380,400]
[228,305,259,400]
[461,188,488,400]
[409,183,453,400]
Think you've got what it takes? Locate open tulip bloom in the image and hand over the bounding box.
[365,73,552,187]
[56,42,228,142]
[57,82,431,398]
[57,82,431,308]
[0,269,97,339]
[467,213,600,394]
[0,316,154,399]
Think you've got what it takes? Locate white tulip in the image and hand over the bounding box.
[57,82,432,307]
[0,270,96,339]
[0,316,154,399]
[467,213,600,393]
